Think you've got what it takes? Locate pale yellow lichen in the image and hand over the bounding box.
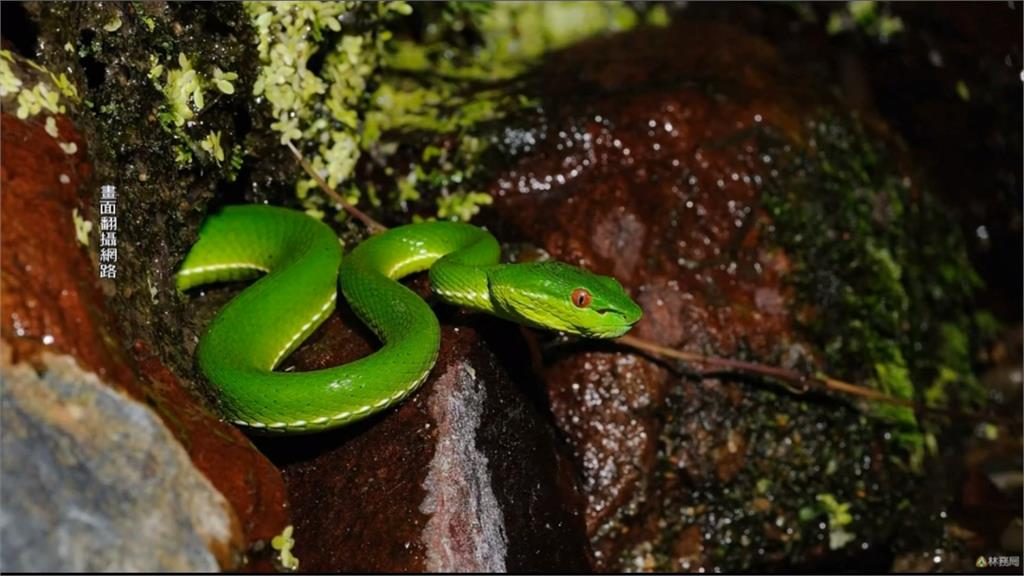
[0,56,23,97]
[50,72,78,101]
[199,131,225,164]
[0,50,79,127]
[16,83,63,119]
[436,191,494,222]
[247,2,412,216]
[151,52,239,139]
[44,116,59,138]
[103,13,123,33]
[212,67,237,95]
[244,1,665,222]
[368,2,663,222]
[156,53,203,127]
[827,1,903,41]
[72,208,93,247]
[148,55,164,82]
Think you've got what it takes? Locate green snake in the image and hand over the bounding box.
[176,205,642,434]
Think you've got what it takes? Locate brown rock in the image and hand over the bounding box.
[714,429,747,483]
[253,296,592,572]
[671,525,704,571]
[544,350,666,533]
[481,19,947,571]
[0,103,288,566]
[486,22,812,569]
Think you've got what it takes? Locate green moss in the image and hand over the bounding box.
[360,2,669,221]
[763,114,982,461]
[241,1,668,223]
[436,191,494,221]
[924,323,971,408]
[477,1,641,72]
[872,356,922,460]
[270,524,300,571]
[972,310,1001,342]
[386,1,664,82]
[827,1,904,42]
[641,380,924,571]
[815,494,856,550]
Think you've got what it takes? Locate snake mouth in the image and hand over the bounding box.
[589,309,642,338]
[597,309,629,323]
[597,306,643,326]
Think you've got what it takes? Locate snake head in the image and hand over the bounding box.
[488,261,643,339]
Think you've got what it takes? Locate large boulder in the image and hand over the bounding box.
[0,58,289,570]
[476,19,980,571]
[238,288,594,572]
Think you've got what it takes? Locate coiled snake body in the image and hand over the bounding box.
[177,205,641,434]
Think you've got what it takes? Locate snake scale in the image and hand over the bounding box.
[177,205,642,434]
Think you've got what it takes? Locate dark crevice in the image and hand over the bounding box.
[0,2,38,58]
[78,29,105,91]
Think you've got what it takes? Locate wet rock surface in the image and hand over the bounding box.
[848,3,1022,321]
[248,289,592,572]
[0,102,288,569]
[2,3,1014,574]
[1,346,239,572]
[477,20,982,571]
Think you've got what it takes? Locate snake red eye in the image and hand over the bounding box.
[571,288,591,308]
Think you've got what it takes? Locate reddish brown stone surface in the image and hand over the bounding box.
[250,284,592,572]
[0,109,288,568]
[131,340,291,559]
[490,22,815,359]
[1,113,112,375]
[485,20,817,563]
[479,21,902,570]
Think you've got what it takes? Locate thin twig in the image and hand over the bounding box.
[285,141,388,234]
[616,334,1010,425]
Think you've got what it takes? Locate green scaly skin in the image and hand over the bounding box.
[177,205,642,434]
